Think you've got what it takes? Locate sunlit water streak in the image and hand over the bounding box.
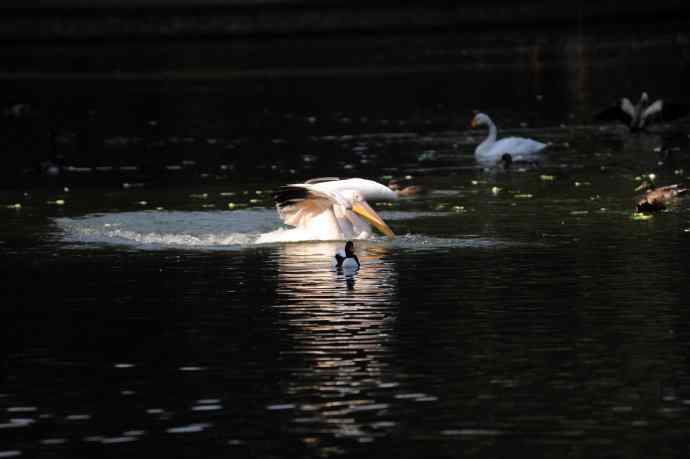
[269,243,402,444]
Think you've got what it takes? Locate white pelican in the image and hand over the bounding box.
[256,177,397,243]
[596,92,689,132]
[333,240,361,269]
[471,112,547,166]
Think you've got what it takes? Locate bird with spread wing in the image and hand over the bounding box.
[256,178,397,243]
[596,92,689,132]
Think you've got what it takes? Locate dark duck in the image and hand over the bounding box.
[334,240,360,269]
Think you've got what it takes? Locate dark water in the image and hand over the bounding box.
[3,23,690,458]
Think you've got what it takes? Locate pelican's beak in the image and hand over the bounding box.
[471,117,477,128]
[352,201,395,238]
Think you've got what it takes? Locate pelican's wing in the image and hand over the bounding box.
[596,98,635,125]
[312,178,398,202]
[304,177,340,184]
[273,184,338,227]
[643,100,689,123]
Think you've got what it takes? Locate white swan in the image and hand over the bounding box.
[471,112,547,166]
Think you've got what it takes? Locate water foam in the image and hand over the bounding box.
[55,209,390,248]
[56,210,273,249]
[54,209,517,251]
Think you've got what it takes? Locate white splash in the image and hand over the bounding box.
[255,227,371,244]
[56,209,382,248]
[56,210,271,249]
[54,209,516,251]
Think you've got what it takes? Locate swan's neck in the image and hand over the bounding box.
[476,120,497,156]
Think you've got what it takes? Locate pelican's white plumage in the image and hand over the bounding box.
[471,112,547,166]
[256,178,397,243]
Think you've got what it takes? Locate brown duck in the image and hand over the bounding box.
[388,178,429,197]
[635,180,687,212]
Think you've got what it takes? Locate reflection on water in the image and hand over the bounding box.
[273,243,402,447]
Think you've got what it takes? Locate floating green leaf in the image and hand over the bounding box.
[631,212,653,221]
[417,151,436,162]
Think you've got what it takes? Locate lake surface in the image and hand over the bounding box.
[3,22,690,459]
